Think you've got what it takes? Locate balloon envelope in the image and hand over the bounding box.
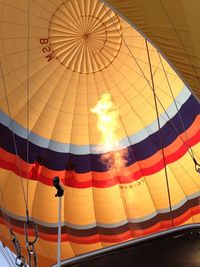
[0,0,200,266]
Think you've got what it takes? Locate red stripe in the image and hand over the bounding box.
[0,118,200,188]
[1,205,200,244]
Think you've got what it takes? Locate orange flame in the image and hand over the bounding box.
[91,93,128,175]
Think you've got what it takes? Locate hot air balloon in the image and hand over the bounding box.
[0,0,200,266]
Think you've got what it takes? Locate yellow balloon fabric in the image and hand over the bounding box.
[105,0,200,100]
[0,0,200,266]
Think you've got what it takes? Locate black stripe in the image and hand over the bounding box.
[0,95,199,173]
[0,196,199,237]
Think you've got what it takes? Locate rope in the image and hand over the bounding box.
[145,39,173,227]
[0,60,30,267]
[157,52,200,167]
[0,61,28,211]
[158,53,195,156]
[26,0,30,220]
[24,3,38,266]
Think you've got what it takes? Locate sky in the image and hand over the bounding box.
[0,243,21,267]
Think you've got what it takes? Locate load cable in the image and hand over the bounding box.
[158,52,200,173]
[24,1,39,266]
[0,62,28,266]
[0,61,28,213]
[145,39,174,227]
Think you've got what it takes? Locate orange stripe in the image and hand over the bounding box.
[0,205,200,244]
[0,115,200,187]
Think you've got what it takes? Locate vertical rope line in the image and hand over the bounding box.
[0,62,28,210]
[145,39,173,227]
[158,52,196,160]
[26,0,30,219]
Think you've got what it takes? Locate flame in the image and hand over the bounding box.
[91,93,128,175]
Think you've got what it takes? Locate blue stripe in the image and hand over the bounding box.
[0,93,199,173]
[0,86,191,154]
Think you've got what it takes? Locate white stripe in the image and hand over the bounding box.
[1,191,198,230]
[0,86,191,154]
